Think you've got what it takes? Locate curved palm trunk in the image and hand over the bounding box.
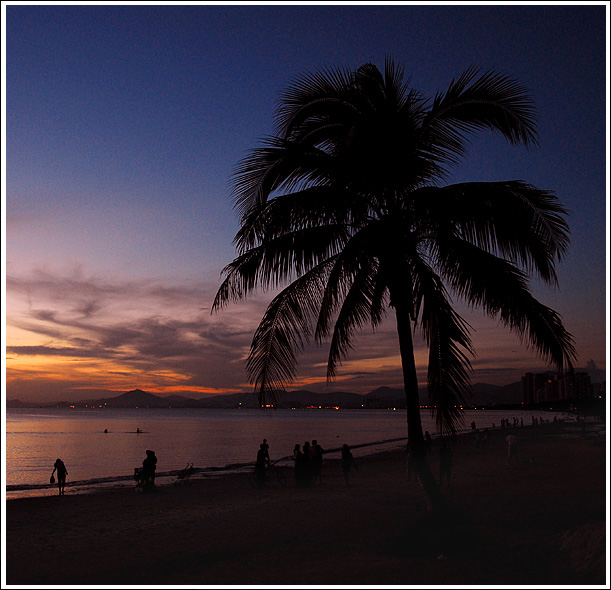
[394,301,447,513]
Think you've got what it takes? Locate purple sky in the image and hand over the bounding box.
[4,3,608,402]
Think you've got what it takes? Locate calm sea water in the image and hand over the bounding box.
[5,407,557,498]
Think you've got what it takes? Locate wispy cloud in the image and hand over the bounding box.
[6,268,266,399]
[5,267,553,403]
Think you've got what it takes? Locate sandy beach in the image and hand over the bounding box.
[5,421,607,586]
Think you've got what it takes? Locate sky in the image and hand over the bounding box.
[3,2,608,403]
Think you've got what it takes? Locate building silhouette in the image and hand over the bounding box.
[521,371,594,405]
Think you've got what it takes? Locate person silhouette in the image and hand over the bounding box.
[142,450,157,490]
[341,444,357,484]
[261,439,270,466]
[255,443,268,487]
[52,458,68,495]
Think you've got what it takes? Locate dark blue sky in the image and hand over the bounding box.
[4,3,607,401]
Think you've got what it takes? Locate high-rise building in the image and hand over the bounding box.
[521,371,593,404]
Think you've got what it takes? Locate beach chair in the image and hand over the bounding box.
[175,463,195,485]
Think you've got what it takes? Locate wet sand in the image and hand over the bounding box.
[4,421,607,586]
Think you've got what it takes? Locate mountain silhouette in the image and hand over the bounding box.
[7,382,524,409]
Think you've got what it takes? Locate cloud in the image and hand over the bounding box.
[5,266,556,402]
[6,345,114,359]
[5,267,278,398]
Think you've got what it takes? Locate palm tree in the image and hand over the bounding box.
[213,60,575,512]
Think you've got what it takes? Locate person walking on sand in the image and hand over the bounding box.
[52,458,68,495]
[506,434,518,465]
[341,444,357,484]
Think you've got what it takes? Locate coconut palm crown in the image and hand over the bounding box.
[213,60,575,443]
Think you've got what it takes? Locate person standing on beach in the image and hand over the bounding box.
[52,458,68,495]
[255,443,268,488]
[506,434,518,465]
[261,439,270,466]
[302,441,313,486]
[341,444,357,484]
[142,450,157,490]
[311,439,323,484]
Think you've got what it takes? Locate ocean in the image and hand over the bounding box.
[5,407,563,498]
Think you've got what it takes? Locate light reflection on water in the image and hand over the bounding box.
[6,407,560,497]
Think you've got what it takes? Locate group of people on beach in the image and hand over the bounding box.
[255,438,360,488]
[292,440,324,487]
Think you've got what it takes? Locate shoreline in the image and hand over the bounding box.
[5,420,607,585]
[5,435,412,500]
[6,413,592,500]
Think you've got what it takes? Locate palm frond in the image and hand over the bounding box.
[420,68,538,174]
[437,239,576,369]
[416,181,570,284]
[212,224,348,311]
[246,262,332,404]
[275,66,355,136]
[234,185,356,253]
[411,256,474,435]
[231,137,334,217]
[427,308,473,436]
[314,222,386,342]
[326,260,382,380]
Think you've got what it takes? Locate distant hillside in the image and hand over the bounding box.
[7,381,525,409]
[195,389,366,409]
[6,399,42,408]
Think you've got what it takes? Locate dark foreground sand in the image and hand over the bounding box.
[5,421,607,586]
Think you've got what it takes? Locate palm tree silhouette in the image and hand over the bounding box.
[213,60,575,512]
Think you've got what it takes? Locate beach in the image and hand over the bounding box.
[5,421,607,586]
